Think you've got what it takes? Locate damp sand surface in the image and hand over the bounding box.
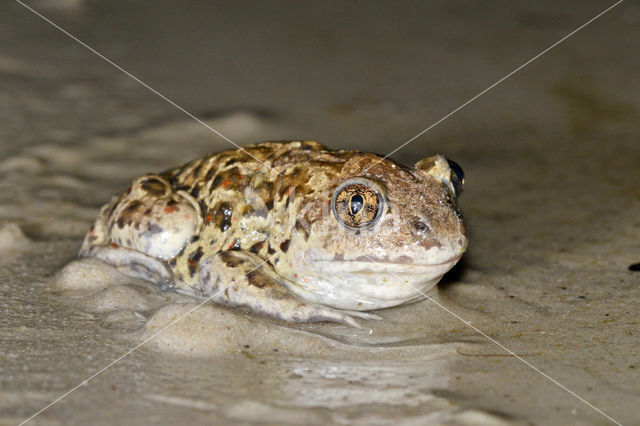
[1,1,639,425]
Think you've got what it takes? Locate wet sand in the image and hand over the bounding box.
[1,1,639,425]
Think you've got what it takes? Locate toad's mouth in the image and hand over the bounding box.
[287,254,464,310]
[312,254,462,274]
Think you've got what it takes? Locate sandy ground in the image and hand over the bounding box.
[1,1,639,425]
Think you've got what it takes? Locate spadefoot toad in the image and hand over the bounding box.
[80,141,467,327]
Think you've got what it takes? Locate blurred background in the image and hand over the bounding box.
[1,1,638,425]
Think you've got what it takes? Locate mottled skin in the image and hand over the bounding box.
[80,141,467,327]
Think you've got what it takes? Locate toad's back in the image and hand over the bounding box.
[83,141,336,280]
[157,141,348,284]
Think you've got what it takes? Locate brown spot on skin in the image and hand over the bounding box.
[300,143,313,151]
[249,241,265,254]
[205,167,216,181]
[267,245,276,255]
[421,239,441,250]
[303,202,324,226]
[198,199,208,220]
[141,178,166,196]
[188,247,204,276]
[170,181,190,192]
[211,175,225,189]
[276,168,311,198]
[212,201,233,232]
[220,251,244,268]
[192,163,202,178]
[279,239,290,253]
[121,200,143,217]
[265,199,274,210]
[228,238,241,251]
[212,167,244,191]
[246,270,272,288]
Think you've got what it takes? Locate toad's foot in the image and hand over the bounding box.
[80,245,176,291]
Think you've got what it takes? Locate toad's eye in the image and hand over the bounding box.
[331,179,384,229]
[447,159,464,195]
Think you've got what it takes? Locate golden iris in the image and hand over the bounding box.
[332,183,382,229]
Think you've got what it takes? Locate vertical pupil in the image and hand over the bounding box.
[350,194,364,215]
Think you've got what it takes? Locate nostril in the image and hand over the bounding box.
[414,221,430,233]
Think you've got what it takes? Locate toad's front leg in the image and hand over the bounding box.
[197,251,367,328]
